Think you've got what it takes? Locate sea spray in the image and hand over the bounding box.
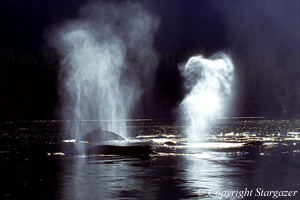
[47,1,159,144]
[180,53,234,139]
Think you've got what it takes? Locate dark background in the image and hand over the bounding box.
[0,0,299,119]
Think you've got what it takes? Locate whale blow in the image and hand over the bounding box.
[180,53,235,139]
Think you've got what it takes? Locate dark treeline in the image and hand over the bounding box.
[0,0,83,119]
[0,0,299,119]
[0,48,59,119]
[0,46,299,119]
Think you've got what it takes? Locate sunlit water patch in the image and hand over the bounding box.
[1,119,300,199]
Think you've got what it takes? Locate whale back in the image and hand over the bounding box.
[80,128,125,143]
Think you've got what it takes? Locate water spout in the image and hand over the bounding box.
[180,53,234,139]
[47,1,159,148]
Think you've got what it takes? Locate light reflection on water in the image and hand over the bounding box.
[1,119,300,199]
[57,141,300,199]
[58,150,233,199]
[59,156,152,200]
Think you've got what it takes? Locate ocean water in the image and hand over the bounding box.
[1,119,300,200]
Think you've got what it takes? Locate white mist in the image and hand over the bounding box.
[180,53,234,139]
[47,1,159,140]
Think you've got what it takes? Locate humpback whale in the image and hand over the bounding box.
[63,144,154,156]
[59,127,155,156]
[79,127,125,143]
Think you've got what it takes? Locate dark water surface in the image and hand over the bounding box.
[1,119,300,199]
